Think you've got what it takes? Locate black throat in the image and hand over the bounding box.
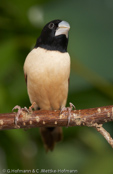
[34,34,68,53]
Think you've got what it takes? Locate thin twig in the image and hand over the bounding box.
[95,124,113,148]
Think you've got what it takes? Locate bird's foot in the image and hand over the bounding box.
[12,105,29,126]
[61,102,75,127]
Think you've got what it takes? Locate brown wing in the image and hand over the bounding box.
[68,77,70,85]
[24,73,27,85]
[68,77,70,90]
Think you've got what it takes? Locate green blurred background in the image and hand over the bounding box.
[0,0,113,173]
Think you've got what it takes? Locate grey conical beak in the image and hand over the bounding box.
[55,21,70,38]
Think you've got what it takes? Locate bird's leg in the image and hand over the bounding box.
[67,103,75,126]
[12,105,29,125]
[61,102,75,127]
[29,102,37,112]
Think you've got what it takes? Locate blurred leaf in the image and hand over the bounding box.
[71,58,113,100]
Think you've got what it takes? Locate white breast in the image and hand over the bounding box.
[24,47,70,110]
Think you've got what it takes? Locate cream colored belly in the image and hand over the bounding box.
[24,47,70,110]
[27,75,68,110]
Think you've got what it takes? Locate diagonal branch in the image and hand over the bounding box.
[0,105,113,147]
[95,125,113,148]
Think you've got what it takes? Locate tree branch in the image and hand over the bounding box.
[0,105,113,147]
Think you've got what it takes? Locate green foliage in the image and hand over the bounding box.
[0,0,113,173]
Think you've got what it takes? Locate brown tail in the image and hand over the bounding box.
[40,127,62,151]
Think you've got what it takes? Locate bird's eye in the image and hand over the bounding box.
[48,23,55,29]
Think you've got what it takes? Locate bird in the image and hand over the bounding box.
[14,19,71,151]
